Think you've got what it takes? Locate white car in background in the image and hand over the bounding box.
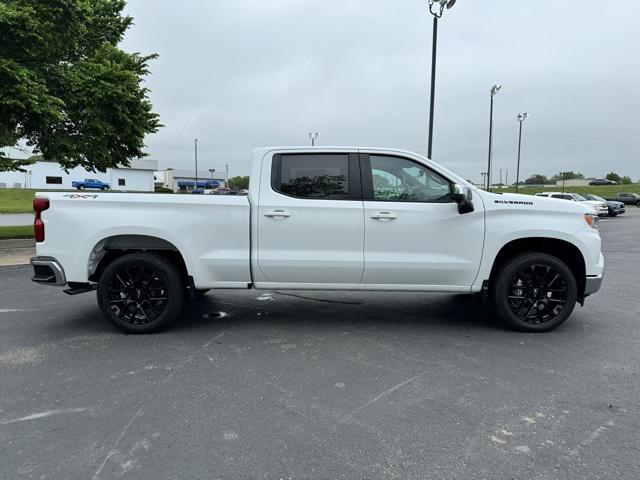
[534,192,608,216]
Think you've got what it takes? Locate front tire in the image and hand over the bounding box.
[492,253,578,332]
[97,253,184,334]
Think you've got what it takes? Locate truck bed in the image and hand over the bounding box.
[35,192,252,288]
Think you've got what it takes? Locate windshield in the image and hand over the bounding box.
[587,194,605,202]
[572,194,587,201]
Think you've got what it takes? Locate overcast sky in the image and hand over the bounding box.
[121,0,640,184]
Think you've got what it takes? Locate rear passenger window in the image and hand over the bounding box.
[273,154,350,200]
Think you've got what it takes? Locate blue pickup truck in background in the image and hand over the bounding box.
[71,178,111,190]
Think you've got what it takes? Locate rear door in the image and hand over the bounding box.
[360,153,485,289]
[255,152,364,286]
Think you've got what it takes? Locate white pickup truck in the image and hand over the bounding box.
[30,147,604,333]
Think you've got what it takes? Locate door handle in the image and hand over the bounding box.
[264,210,291,218]
[370,211,397,220]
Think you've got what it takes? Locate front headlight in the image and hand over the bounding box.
[584,213,599,230]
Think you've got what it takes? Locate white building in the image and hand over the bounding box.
[0,159,158,191]
[554,178,594,187]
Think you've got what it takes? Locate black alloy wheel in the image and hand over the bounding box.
[97,253,184,333]
[506,263,568,324]
[493,253,577,332]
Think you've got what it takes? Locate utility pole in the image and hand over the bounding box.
[515,112,529,193]
[194,138,199,191]
[308,132,319,146]
[486,84,502,191]
[426,0,457,159]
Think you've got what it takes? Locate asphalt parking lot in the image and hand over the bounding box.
[1,210,639,479]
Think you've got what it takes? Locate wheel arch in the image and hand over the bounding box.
[87,234,190,284]
[488,237,587,298]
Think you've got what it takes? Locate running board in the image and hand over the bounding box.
[63,282,97,296]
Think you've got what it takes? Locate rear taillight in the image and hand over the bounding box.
[33,198,49,242]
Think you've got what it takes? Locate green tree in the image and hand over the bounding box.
[620,176,633,185]
[605,172,622,183]
[0,0,160,172]
[228,176,250,190]
[524,174,549,185]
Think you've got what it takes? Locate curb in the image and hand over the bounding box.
[0,238,35,250]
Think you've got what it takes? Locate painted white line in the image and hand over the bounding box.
[0,407,91,426]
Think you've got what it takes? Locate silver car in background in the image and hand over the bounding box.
[534,192,609,216]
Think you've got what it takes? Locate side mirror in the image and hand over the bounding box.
[452,184,474,214]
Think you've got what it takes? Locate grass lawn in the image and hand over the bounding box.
[0,189,40,213]
[491,184,640,197]
[0,225,33,240]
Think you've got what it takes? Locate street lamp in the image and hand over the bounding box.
[486,84,502,190]
[515,112,530,193]
[481,172,487,189]
[208,168,215,180]
[309,132,319,146]
[426,0,456,160]
[194,138,199,191]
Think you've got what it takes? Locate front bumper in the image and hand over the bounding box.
[584,275,603,296]
[30,256,66,286]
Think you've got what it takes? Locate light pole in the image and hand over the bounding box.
[515,112,529,193]
[194,138,199,191]
[208,168,215,183]
[309,132,319,146]
[225,164,229,187]
[486,84,502,190]
[427,0,457,160]
[481,172,487,188]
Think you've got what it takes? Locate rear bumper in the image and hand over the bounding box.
[30,256,66,286]
[584,275,603,296]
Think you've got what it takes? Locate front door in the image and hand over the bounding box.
[360,154,485,289]
[256,152,364,286]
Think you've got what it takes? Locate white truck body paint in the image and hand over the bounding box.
[34,147,604,294]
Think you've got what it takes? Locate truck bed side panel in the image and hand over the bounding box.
[35,193,251,288]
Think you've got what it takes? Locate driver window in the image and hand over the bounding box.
[369,155,452,203]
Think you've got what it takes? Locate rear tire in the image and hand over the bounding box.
[636,201,640,208]
[78,186,85,191]
[97,253,184,334]
[492,253,577,332]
